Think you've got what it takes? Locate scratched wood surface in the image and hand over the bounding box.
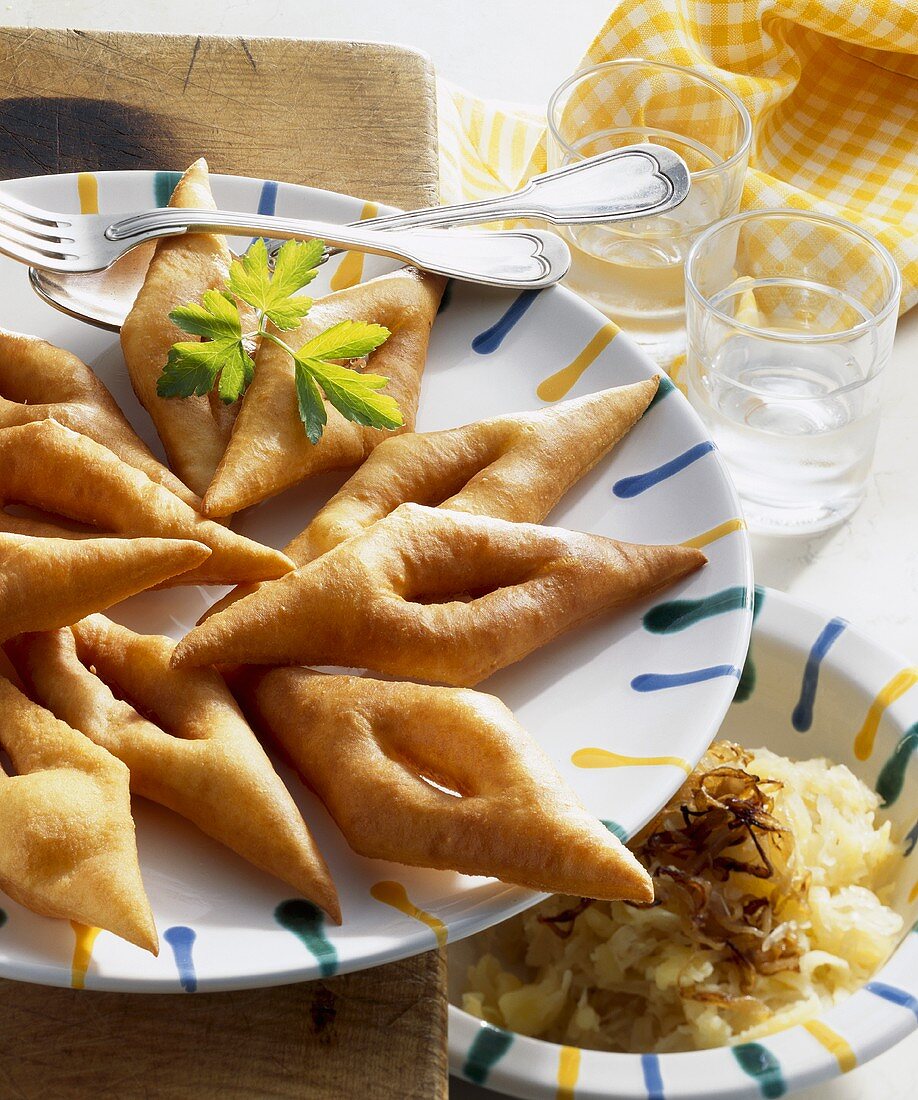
[0,950,448,1099]
[0,28,439,208]
[0,27,446,1100]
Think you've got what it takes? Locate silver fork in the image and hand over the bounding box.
[21,144,690,330]
[0,190,571,289]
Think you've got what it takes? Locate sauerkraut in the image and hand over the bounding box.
[461,742,903,1052]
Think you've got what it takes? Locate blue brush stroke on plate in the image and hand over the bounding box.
[791,617,847,732]
[865,982,918,1019]
[164,925,197,993]
[257,179,279,216]
[632,665,741,692]
[471,290,540,353]
[248,179,279,248]
[641,1052,665,1099]
[613,441,715,498]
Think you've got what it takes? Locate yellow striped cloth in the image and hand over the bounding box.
[436,0,918,310]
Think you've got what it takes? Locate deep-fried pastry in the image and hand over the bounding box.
[0,420,292,586]
[0,532,209,642]
[120,159,238,497]
[236,666,652,903]
[202,267,446,517]
[0,672,157,953]
[174,503,705,683]
[6,617,340,922]
[0,327,199,507]
[290,378,660,558]
[205,380,659,619]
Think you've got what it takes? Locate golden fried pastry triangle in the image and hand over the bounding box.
[120,159,238,498]
[6,618,340,923]
[236,667,652,903]
[292,378,660,558]
[0,327,199,507]
[0,532,209,642]
[0,419,292,586]
[0,672,157,952]
[204,379,659,620]
[174,503,705,684]
[202,267,446,517]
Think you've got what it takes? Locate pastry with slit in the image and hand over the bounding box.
[0,532,209,643]
[120,159,239,497]
[0,419,292,586]
[205,379,659,619]
[0,670,157,952]
[202,267,446,517]
[0,327,200,507]
[236,665,652,903]
[174,503,705,683]
[6,617,340,923]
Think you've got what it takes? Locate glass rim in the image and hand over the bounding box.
[684,208,902,348]
[547,58,753,183]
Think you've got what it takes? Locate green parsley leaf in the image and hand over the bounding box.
[158,340,226,398]
[271,239,324,299]
[216,342,256,404]
[297,319,391,362]
[295,355,403,432]
[294,360,328,445]
[169,288,243,341]
[289,318,396,437]
[225,237,272,312]
[158,235,402,443]
[160,289,254,403]
[227,237,320,331]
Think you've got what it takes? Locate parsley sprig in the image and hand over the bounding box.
[156,238,399,444]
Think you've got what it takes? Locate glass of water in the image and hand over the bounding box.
[684,210,901,535]
[547,59,751,364]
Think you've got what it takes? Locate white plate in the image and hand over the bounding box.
[0,170,752,992]
[448,588,918,1099]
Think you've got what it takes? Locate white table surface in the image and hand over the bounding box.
[3,2,916,1096]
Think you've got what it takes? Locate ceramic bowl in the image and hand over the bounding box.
[448,587,918,1098]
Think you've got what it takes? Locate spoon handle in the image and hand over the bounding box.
[358,144,690,231]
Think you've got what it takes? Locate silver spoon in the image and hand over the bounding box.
[29,145,689,332]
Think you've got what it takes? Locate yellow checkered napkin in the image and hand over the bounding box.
[437,0,918,310]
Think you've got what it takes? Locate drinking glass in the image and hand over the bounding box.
[684,209,901,535]
[547,59,751,364]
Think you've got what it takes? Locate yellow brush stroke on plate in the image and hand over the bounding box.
[330,200,379,290]
[854,667,918,760]
[536,321,619,402]
[572,747,692,774]
[803,1021,857,1073]
[681,517,746,549]
[908,879,918,904]
[77,173,99,215]
[556,1045,581,1099]
[370,880,447,947]
[70,921,101,989]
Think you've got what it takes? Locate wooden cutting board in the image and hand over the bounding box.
[0,28,439,208]
[0,27,446,1100]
